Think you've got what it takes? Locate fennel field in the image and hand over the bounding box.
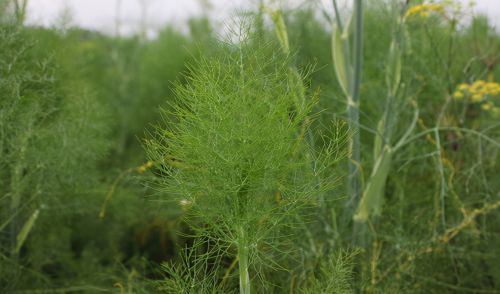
[1,0,500,293]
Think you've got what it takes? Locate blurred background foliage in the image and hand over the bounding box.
[1,0,499,292]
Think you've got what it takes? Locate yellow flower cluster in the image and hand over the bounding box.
[405,3,445,18]
[453,81,500,101]
[453,80,500,115]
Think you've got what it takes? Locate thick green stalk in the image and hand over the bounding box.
[347,0,363,210]
[331,0,364,243]
[354,3,414,233]
[332,0,343,31]
[238,226,250,294]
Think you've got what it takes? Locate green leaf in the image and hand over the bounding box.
[14,209,40,254]
[354,146,393,222]
[331,23,349,96]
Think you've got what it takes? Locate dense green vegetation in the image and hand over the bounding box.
[1,0,499,293]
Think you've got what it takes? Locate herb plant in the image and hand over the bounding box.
[146,28,343,293]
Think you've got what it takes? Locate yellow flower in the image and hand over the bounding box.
[458,83,469,91]
[481,102,494,111]
[405,3,445,18]
[454,80,500,103]
[453,91,464,99]
[471,94,483,102]
[485,83,500,95]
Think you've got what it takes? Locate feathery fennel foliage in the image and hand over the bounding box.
[0,23,110,290]
[146,28,345,293]
[303,249,358,294]
[152,238,228,294]
[2,1,498,292]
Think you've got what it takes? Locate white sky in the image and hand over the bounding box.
[25,0,500,36]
